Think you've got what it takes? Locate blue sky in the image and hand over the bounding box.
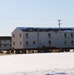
[0,0,74,35]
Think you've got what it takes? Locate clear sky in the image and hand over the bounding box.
[0,0,74,36]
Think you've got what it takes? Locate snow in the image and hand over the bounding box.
[0,52,74,75]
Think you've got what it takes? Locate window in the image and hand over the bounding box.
[71,33,73,38]
[64,33,67,38]
[26,33,28,38]
[26,41,28,46]
[13,42,15,45]
[13,34,15,38]
[64,41,67,44]
[4,44,6,47]
[49,41,51,44]
[10,45,11,47]
[33,41,35,44]
[71,40,74,45]
[20,34,21,37]
[10,40,12,42]
[20,41,22,45]
[48,33,51,38]
[4,40,6,42]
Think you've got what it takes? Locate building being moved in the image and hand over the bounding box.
[12,27,74,53]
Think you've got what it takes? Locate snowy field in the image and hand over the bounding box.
[0,52,74,75]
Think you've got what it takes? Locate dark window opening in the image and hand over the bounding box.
[13,42,15,45]
[71,40,73,45]
[49,41,51,44]
[26,41,29,46]
[33,41,35,44]
[4,44,6,47]
[71,33,73,38]
[13,34,15,38]
[64,33,67,38]
[20,41,22,45]
[64,41,67,44]
[26,33,29,38]
[48,33,51,38]
[20,34,21,37]
[10,40,12,42]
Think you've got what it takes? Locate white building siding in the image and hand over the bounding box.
[39,32,49,47]
[12,27,74,50]
[12,28,24,49]
[23,32,51,49]
[23,32,38,49]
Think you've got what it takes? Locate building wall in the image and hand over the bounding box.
[39,32,49,47]
[23,32,39,49]
[0,37,11,50]
[50,31,74,48]
[12,28,74,50]
[23,31,54,49]
[12,28,24,49]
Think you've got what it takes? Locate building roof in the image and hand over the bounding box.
[18,27,74,32]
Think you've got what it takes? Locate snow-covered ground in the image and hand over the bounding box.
[0,52,74,75]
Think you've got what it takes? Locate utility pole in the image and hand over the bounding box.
[58,20,62,51]
[58,20,62,31]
